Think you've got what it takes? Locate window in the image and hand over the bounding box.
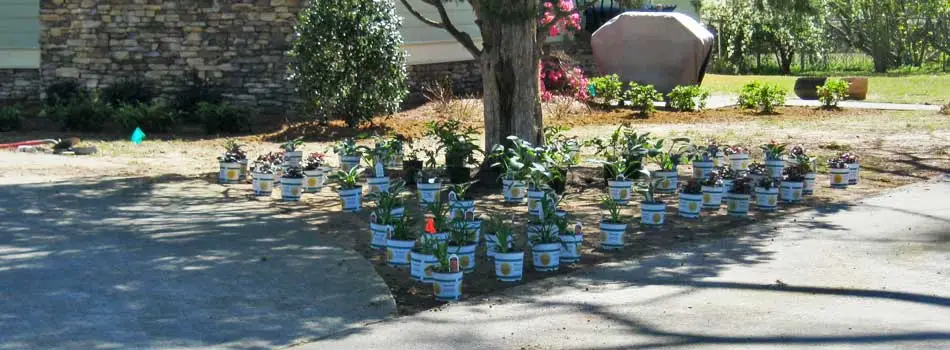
[0,0,40,69]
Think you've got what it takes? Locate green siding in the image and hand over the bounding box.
[0,0,40,68]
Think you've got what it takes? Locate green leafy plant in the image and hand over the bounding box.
[329,166,365,189]
[729,176,754,195]
[586,126,653,180]
[390,214,418,241]
[488,136,537,181]
[681,178,703,195]
[748,162,767,176]
[413,234,440,254]
[756,176,779,189]
[289,0,408,126]
[624,82,663,116]
[737,82,786,114]
[447,218,477,246]
[588,74,624,105]
[250,153,279,174]
[484,215,520,253]
[218,139,247,163]
[283,165,305,179]
[41,92,114,132]
[784,163,808,182]
[724,145,749,155]
[100,78,156,106]
[694,140,723,162]
[426,200,453,233]
[196,101,253,134]
[113,102,178,132]
[303,152,328,171]
[368,180,407,221]
[430,242,456,273]
[817,78,850,108]
[636,172,664,204]
[359,139,395,168]
[417,148,444,183]
[173,70,224,124]
[425,119,482,168]
[760,140,787,161]
[666,85,711,111]
[44,79,84,106]
[0,105,24,132]
[280,137,305,152]
[525,163,552,191]
[333,138,361,156]
[601,196,624,223]
[650,137,693,171]
[702,167,724,186]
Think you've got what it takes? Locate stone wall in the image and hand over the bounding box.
[0,70,42,104]
[405,60,482,104]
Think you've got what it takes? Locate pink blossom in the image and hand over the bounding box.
[541,12,555,25]
[548,25,560,37]
[543,1,553,8]
[558,0,574,12]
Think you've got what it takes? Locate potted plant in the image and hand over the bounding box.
[692,140,722,179]
[359,141,392,195]
[525,164,552,215]
[600,196,627,250]
[724,145,750,171]
[780,163,806,203]
[446,219,478,273]
[484,215,514,258]
[718,165,736,192]
[542,126,582,194]
[650,137,692,193]
[425,120,481,183]
[403,146,424,185]
[218,139,247,184]
[384,135,408,169]
[385,213,417,268]
[280,137,305,167]
[679,178,703,219]
[748,162,768,185]
[250,154,277,196]
[701,167,725,210]
[303,151,328,193]
[528,209,561,272]
[553,203,582,264]
[788,144,818,195]
[430,242,463,301]
[489,136,535,203]
[726,176,754,217]
[368,180,408,248]
[586,126,652,183]
[637,172,666,227]
[446,180,478,220]
[333,138,362,171]
[329,165,364,212]
[280,165,305,202]
[760,140,787,179]
[410,234,439,283]
[755,176,780,212]
[486,218,525,282]
[596,159,635,205]
[828,156,850,189]
[840,152,860,185]
[416,149,444,204]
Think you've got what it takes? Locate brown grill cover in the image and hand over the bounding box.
[591,12,715,94]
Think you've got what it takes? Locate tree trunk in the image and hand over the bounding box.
[480,15,542,153]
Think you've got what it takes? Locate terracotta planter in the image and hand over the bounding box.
[843,77,868,100]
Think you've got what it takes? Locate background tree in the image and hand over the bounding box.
[289,0,408,127]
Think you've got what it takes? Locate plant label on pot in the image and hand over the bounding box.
[448,191,458,202]
[370,212,378,224]
[374,161,385,178]
[449,255,460,273]
[574,222,583,235]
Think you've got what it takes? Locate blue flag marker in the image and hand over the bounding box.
[131,127,146,145]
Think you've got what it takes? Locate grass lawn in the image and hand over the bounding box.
[702,74,950,105]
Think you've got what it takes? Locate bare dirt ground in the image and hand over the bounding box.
[2,105,947,315]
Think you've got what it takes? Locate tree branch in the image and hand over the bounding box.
[429,0,482,58]
[399,0,445,28]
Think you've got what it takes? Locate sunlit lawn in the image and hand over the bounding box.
[702,73,950,104]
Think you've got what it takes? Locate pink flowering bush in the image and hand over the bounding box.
[540,58,589,102]
[540,0,582,38]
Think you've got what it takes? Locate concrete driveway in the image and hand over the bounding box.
[305,181,950,349]
[0,172,395,349]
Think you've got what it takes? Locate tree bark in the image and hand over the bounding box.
[479,11,543,152]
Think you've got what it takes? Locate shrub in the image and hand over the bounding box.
[588,74,623,105]
[816,78,850,109]
[100,78,156,106]
[45,80,84,106]
[41,93,114,132]
[624,82,663,116]
[737,82,786,114]
[196,102,253,135]
[666,85,711,112]
[540,58,590,102]
[113,102,179,132]
[289,0,408,126]
[0,105,23,132]
[173,70,224,124]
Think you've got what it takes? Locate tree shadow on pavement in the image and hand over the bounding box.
[0,175,392,349]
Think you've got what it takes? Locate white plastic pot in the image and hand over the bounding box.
[600,221,627,250]
[653,171,678,193]
[829,168,850,189]
[526,189,545,215]
[448,244,477,273]
[252,172,275,196]
[432,271,463,301]
[280,177,304,202]
[239,159,249,182]
[729,153,751,171]
[678,193,703,218]
[366,177,390,195]
[304,169,324,193]
[494,251,525,282]
[485,234,513,258]
[803,173,817,195]
[559,234,583,264]
[386,151,404,169]
[721,179,734,193]
[417,181,441,205]
[765,159,785,179]
[464,220,482,245]
[847,163,860,185]
[430,232,448,244]
[532,243,561,272]
[701,185,724,210]
[755,187,779,211]
[339,155,361,171]
[692,161,715,179]
[526,223,558,242]
[608,179,634,205]
[390,206,405,220]
[284,151,303,166]
[640,202,666,226]
[726,193,751,216]
[385,239,415,268]
[410,251,437,283]
[779,181,804,203]
[369,223,392,249]
[713,155,726,167]
[339,187,363,212]
[219,162,242,184]
[502,179,527,203]
[448,200,475,221]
